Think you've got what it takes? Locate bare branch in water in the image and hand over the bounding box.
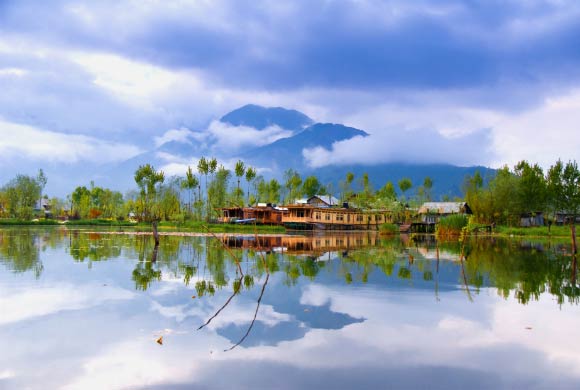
[197,278,243,331]
[224,272,270,352]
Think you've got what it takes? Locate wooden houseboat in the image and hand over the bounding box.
[282,204,393,230]
[220,204,288,225]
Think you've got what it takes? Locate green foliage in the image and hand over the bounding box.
[134,164,165,222]
[302,175,321,197]
[436,214,469,237]
[2,174,41,220]
[398,178,412,199]
[379,223,399,235]
[284,169,302,203]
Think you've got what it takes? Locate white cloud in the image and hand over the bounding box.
[0,119,142,164]
[205,120,293,153]
[490,89,580,169]
[0,283,134,326]
[303,128,493,168]
[154,128,195,147]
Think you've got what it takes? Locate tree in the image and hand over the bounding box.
[207,157,218,221]
[134,164,165,246]
[197,157,209,219]
[398,178,412,200]
[245,167,257,205]
[302,176,321,198]
[377,181,396,201]
[268,179,281,203]
[2,174,41,220]
[514,160,547,216]
[234,160,246,207]
[423,176,433,201]
[37,169,47,217]
[182,166,199,218]
[208,165,231,218]
[548,160,580,253]
[284,169,302,203]
[71,186,91,218]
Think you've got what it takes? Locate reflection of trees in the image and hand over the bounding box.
[197,235,272,351]
[6,229,578,306]
[460,238,580,304]
[0,228,66,278]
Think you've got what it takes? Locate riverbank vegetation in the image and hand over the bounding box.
[1,157,579,246]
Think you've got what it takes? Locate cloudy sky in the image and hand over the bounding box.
[1,0,580,192]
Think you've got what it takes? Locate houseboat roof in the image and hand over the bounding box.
[418,202,470,214]
[308,195,340,207]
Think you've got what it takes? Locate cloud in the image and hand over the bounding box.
[0,119,142,164]
[205,120,293,154]
[154,128,195,148]
[303,127,494,168]
[0,0,579,194]
[0,283,134,326]
[490,88,580,169]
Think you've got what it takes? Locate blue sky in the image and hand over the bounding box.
[1,0,580,192]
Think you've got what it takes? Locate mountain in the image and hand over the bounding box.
[310,163,494,200]
[86,104,494,199]
[220,104,313,132]
[243,123,369,170]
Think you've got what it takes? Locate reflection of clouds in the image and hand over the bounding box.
[0,370,15,379]
[0,283,134,326]
[492,298,580,374]
[62,336,206,390]
[149,295,290,328]
[13,279,580,390]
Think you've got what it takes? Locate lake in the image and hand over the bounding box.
[0,228,579,389]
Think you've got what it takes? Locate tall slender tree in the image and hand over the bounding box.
[182,166,199,218]
[245,167,257,205]
[134,164,165,246]
[234,160,246,206]
[37,169,47,217]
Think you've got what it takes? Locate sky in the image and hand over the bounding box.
[1,0,580,194]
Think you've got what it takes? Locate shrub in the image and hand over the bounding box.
[436,214,468,237]
[379,223,399,235]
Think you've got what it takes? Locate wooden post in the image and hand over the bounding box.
[152,220,160,247]
[571,221,577,255]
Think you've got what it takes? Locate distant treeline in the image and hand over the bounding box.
[1,158,579,232]
[0,157,436,222]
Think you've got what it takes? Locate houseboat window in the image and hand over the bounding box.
[337,214,344,221]
[356,215,363,222]
[325,213,331,221]
[315,213,320,220]
[376,215,382,221]
[297,210,304,218]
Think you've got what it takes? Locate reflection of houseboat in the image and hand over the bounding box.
[221,232,381,255]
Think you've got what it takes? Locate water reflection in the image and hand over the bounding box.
[1,228,580,389]
[0,229,578,306]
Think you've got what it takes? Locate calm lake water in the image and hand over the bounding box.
[1,228,579,390]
